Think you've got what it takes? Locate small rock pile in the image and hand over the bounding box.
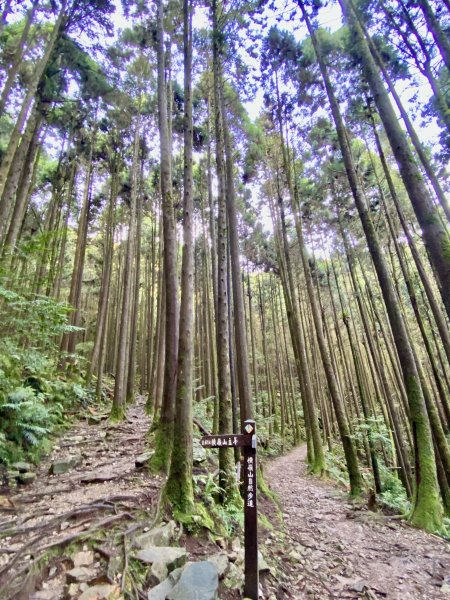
[9,461,36,485]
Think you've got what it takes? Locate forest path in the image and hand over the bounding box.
[0,396,164,599]
[265,444,450,599]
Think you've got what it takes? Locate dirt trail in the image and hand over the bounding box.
[0,398,163,598]
[266,444,450,600]
[2,403,450,600]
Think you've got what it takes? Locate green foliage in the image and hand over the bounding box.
[378,465,410,514]
[0,283,94,465]
[326,443,350,487]
[0,386,61,451]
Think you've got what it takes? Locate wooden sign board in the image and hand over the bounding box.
[200,434,252,448]
[201,419,259,600]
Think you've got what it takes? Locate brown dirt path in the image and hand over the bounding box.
[0,397,163,598]
[265,444,450,600]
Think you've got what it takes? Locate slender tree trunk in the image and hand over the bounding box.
[222,92,253,423]
[211,0,241,503]
[0,4,66,202]
[0,0,38,116]
[87,167,118,384]
[166,0,195,513]
[417,0,450,71]
[150,0,179,473]
[112,119,140,419]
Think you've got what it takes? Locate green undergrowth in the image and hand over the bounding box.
[0,283,106,467]
[325,432,411,515]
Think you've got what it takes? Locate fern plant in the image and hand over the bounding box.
[0,386,59,450]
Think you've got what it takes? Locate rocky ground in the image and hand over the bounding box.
[0,399,449,599]
[265,445,450,599]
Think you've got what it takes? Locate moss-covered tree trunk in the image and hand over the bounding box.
[165,0,195,514]
[150,0,178,473]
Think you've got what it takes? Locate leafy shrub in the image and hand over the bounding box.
[379,464,410,513]
[0,386,63,458]
[0,284,89,464]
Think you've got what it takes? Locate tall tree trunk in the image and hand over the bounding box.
[166,0,195,513]
[417,0,450,72]
[221,92,253,423]
[150,0,179,473]
[0,0,38,116]
[211,0,240,503]
[87,167,118,384]
[0,4,66,201]
[112,119,140,419]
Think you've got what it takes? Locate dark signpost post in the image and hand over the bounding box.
[200,419,258,600]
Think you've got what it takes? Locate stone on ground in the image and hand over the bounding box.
[66,566,97,584]
[147,566,183,600]
[208,553,229,579]
[147,561,168,586]
[167,561,219,600]
[134,521,177,549]
[135,451,154,468]
[50,453,82,475]
[73,550,94,567]
[135,546,187,572]
[12,462,33,473]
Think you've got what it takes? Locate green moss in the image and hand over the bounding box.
[109,404,125,423]
[164,468,194,515]
[441,235,450,263]
[149,420,173,474]
[173,502,216,533]
[405,375,443,533]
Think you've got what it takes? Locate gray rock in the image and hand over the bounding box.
[168,568,183,584]
[208,553,229,579]
[17,472,36,485]
[66,566,97,584]
[11,461,33,473]
[73,551,94,567]
[107,555,122,584]
[258,552,270,573]
[67,435,84,443]
[81,469,119,483]
[349,580,367,593]
[135,451,154,468]
[193,439,207,464]
[135,521,177,549]
[147,567,183,600]
[168,561,219,600]
[50,453,82,475]
[147,561,168,586]
[135,546,187,573]
[148,578,174,600]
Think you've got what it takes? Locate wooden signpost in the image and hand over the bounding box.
[200,419,259,600]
